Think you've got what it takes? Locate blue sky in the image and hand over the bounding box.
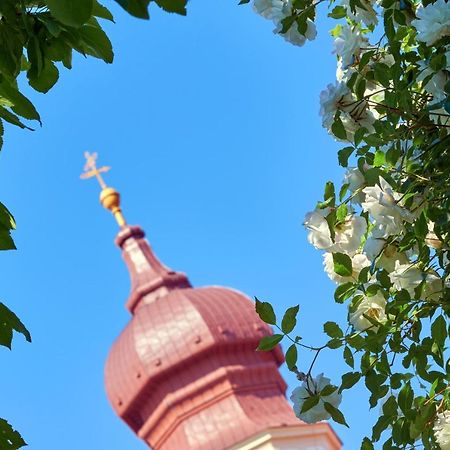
[1,1,375,449]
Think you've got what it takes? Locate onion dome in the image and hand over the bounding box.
[81,153,340,450]
[104,225,300,449]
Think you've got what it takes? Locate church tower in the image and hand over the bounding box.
[82,153,342,450]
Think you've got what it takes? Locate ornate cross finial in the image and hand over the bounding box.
[80,151,111,189]
[80,152,127,228]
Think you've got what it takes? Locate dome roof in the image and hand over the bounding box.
[104,226,298,450]
[105,285,284,418]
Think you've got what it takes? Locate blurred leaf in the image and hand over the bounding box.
[339,371,361,392]
[324,402,349,427]
[333,252,353,277]
[301,395,320,413]
[0,303,31,349]
[114,0,151,18]
[281,305,299,334]
[155,0,187,14]
[324,321,343,338]
[255,298,276,325]
[46,0,94,27]
[257,334,283,351]
[0,419,26,449]
[92,1,114,21]
[285,344,298,370]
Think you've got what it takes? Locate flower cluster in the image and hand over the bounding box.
[249,0,450,446]
[253,0,317,46]
[290,373,342,423]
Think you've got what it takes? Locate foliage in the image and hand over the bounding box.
[0,0,187,445]
[250,0,450,447]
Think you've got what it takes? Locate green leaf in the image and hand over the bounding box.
[382,395,398,417]
[0,80,41,123]
[373,150,385,167]
[398,382,413,415]
[332,115,348,140]
[343,346,354,368]
[339,371,361,392]
[46,0,94,27]
[257,334,283,351]
[0,419,27,449]
[0,107,30,130]
[361,437,374,450]
[114,0,151,19]
[27,59,59,94]
[324,181,335,205]
[0,303,31,349]
[431,315,447,348]
[372,415,391,441]
[338,146,354,167]
[336,204,348,223]
[328,5,347,18]
[0,202,15,231]
[79,24,114,63]
[320,384,338,397]
[281,305,299,334]
[333,252,353,277]
[327,338,343,349]
[334,282,356,303]
[155,0,187,14]
[324,321,343,339]
[285,344,298,370]
[301,395,320,413]
[324,402,349,427]
[92,1,114,21]
[0,230,16,250]
[255,298,276,325]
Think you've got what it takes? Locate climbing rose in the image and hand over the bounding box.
[411,0,450,46]
[333,25,368,68]
[340,0,378,26]
[290,373,342,424]
[434,411,450,450]
[275,18,317,47]
[362,177,414,236]
[253,0,285,20]
[319,82,375,141]
[304,209,366,254]
[388,261,424,296]
[323,252,371,284]
[349,292,387,331]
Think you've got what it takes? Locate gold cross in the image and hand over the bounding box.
[80,151,127,227]
[80,151,111,189]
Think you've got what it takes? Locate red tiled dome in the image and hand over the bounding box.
[104,226,299,450]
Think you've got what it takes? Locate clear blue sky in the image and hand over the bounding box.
[0,1,376,449]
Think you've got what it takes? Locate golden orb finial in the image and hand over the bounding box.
[80,152,127,227]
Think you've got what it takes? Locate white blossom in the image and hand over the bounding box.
[412,0,450,46]
[417,51,450,103]
[304,209,334,250]
[253,0,285,20]
[319,82,375,140]
[323,252,371,284]
[333,26,368,68]
[344,167,367,203]
[349,291,387,331]
[290,373,342,424]
[362,177,414,236]
[434,411,450,450]
[304,209,367,254]
[389,261,424,296]
[340,0,378,26]
[275,18,317,47]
